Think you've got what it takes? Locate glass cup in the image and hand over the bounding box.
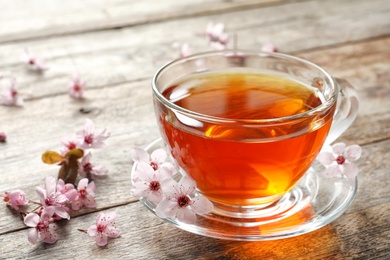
[152,50,359,218]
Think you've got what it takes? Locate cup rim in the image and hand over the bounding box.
[152,49,338,123]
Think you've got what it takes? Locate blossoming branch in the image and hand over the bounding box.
[1,119,120,246]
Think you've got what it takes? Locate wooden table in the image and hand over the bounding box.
[0,0,389,259]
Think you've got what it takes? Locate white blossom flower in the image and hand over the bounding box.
[131,162,171,204]
[155,176,213,224]
[317,142,362,178]
[76,119,110,150]
[79,152,108,178]
[87,212,121,246]
[131,147,176,176]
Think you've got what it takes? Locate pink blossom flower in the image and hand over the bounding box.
[79,152,108,178]
[24,206,57,244]
[69,74,86,99]
[173,42,192,58]
[72,178,96,210]
[22,48,48,72]
[2,190,28,210]
[0,77,24,107]
[131,162,171,204]
[60,135,83,156]
[317,142,362,178]
[87,212,121,246]
[155,176,214,224]
[131,147,176,176]
[179,43,191,57]
[36,176,70,219]
[205,22,229,49]
[77,119,110,150]
[261,40,278,53]
[56,179,77,202]
[0,132,6,142]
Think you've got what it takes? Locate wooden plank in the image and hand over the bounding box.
[0,37,388,123]
[0,0,389,67]
[0,0,294,43]
[0,192,388,259]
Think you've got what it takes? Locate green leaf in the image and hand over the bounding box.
[42,151,64,164]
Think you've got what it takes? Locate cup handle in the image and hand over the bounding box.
[324,77,359,145]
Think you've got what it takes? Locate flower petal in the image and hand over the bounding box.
[40,228,57,244]
[41,206,56,220]
[322,165,342,178]
[77,178,89,190]
[160,162,177,175]
[160,178,179,198]
[332,142,346,155]
[344,145,362,161]
[96,212,105,224]
[130,147,150,163]
[343,162,359,178]
[106,226,121,238]
[191,196,214,215]
[136,162,154,180]
[45,176,57,196]
[53,206,70,220]
[96,233,108,246]
[24,213,39,227]
[28,228,38,245]
[176,207,197,224]
[131,181,150,198]
[105,212,117,223]
[83,195,96,208]
[87,224,97,237]
[151,148,167,164]
[178,176,196,196]
[155,198,177,219]
[71,197,82,210]
[317,152,335,166]
[87,181,96,196]
[147,190,163,204]
[35,187,47,205]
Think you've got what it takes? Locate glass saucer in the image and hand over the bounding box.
[131,138,357,241]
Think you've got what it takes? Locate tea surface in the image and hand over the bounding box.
[163,72,323,120]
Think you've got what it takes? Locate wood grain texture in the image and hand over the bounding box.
[0,0,294,43]
[0,0,389,259]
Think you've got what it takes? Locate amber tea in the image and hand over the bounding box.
[157,72,335,206]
